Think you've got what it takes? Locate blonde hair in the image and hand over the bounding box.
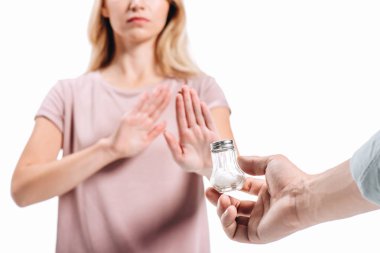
[87,0,201,79]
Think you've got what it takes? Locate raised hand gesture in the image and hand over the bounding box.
[164,85,218,178]
[105,85,171,159]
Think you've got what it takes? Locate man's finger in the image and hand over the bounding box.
[238,156,270,176]
[205,187,220,206]
[241,177,266,195]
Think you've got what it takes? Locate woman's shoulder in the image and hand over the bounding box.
[181,73,216,92]
[185,73,216,85]
[183,73,222,94]
[57,71,99,87]
[51,71,101,94]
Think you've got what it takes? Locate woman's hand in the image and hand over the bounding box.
[164,85,218,178]
[104,85,171,159]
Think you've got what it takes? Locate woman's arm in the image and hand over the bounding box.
[210,107,235,141]
[11,117,118,207]
[12,85,170,207]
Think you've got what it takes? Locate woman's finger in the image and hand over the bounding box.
[190,88,205,126]
[201,102,216,132]
[146,121,167,143]
[131,92,149,113]
[149,88,171,122]
[176,94,188,132]
[163,131,183,162]
[141,86,167,114]
[182,86,196,128]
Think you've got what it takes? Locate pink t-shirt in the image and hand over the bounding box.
[36,71,229,253]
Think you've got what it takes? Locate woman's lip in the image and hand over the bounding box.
[127,17,149,23]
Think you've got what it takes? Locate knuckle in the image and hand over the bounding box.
[272,154,287,162]
[121,117,131,125]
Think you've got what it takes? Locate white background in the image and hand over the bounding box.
[1,0,380,252]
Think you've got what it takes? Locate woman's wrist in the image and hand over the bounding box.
[201,166,212,180]
[97,138,125,162]
[189,166,212,179]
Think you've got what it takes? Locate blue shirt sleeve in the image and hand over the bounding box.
[350,131,380,206]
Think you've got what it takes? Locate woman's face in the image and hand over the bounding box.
[102,0,171,44]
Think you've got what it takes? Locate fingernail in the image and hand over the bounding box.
[222,208,230,219]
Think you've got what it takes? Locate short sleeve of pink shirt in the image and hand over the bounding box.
[35,72,230,253]
[186,75,230,111]
[35,81,66,132]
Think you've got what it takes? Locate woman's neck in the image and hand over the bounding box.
[102,37,163,89]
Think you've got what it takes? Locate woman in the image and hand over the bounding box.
[11,0,234,252]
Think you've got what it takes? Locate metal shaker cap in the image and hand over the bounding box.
[210,140,235,152]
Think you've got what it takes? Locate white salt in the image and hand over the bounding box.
[214,170,238,186]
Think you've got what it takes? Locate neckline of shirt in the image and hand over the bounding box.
[93,70,172,96]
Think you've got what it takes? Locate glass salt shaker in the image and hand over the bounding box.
[210,140,246,193]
